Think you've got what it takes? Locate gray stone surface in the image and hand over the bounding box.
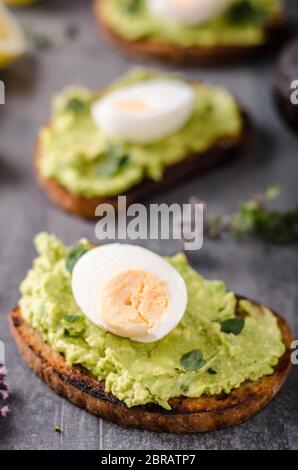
[0,0,297,450]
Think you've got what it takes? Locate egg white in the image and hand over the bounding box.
[71,244,188,343]
[91,79,194,144]
[147,0,232,26]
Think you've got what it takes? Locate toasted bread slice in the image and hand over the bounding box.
[9,298,292,433]
[95,0,286,65]
[34,108,251,219]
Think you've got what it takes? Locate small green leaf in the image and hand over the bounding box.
[25,28,52,49]
[227,0,266,25]
[180,384,189,393]
[266,185,281,200]
[220,318,245,335]
[53,426,62,433]
[126,0,142,13]
[180,350,206,371]
[96,144,130,177]
[207,368,217,375]
[64,315,80,323]
[95,155,129,177]
[65,97,87,113]
[65,243,88,273]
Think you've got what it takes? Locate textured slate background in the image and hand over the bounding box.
[0,0,297,450]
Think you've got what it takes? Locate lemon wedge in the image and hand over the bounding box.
[0,3,26,68]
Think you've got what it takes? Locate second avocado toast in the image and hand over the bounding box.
[9,234,292,433]
[35,69,250,218]
[96,0,286,65]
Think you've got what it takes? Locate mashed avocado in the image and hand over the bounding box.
[20,233,285,410]
[39,69,243,198]
[101,0,282,47]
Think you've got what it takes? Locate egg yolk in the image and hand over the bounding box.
[113,99,151,113]
[98,270,169,338]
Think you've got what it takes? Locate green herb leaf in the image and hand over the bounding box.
[180,350,207,371]
[65,97,87,113]
[96,144,130,177]
[265,185,281,200]
[64,315,80,322]
[53,426,62,433]
[207,368,217,375]
[25,28,52,49]
[65,243,88,273]
[255,208,298,243]
[206,186,298,244]
[125,0,142,14]
[227,0,266,25]
[220,318,245,335]
[180,384,189,393]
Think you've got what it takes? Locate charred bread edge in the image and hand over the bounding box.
[9,297,292,433]
[95,0,287,65]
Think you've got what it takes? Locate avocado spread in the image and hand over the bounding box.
[20,233,285,410]
[101,0,282,47]
[39,69,243,198]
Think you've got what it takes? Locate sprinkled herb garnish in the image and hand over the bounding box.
[207,368,217,375]
[65,97,87,113]
[220,318,245,336]
[206,186,298,244]
[227,0,266,25]
[65,243,88,273]
[181,350,207,371]
[180,384,189,393]
[126,0,142,14]
[64,315,80,323]
[265,185,281,200]
[95,144,130,177]
[25,28,52,49]
[53,426,62,433]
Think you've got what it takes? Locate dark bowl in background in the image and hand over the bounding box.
[273,36,298,136]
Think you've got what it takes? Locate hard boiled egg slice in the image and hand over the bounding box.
[91,79,194,144]
[71,244,187,343]
[147,0,232,26]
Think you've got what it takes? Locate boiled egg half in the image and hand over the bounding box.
[72,244,187,343]
[147,0,232,26]
[91,78,194,144]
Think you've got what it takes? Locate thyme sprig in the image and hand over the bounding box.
[206,186,298,244]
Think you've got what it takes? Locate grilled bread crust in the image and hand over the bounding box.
[9,299,292,433]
